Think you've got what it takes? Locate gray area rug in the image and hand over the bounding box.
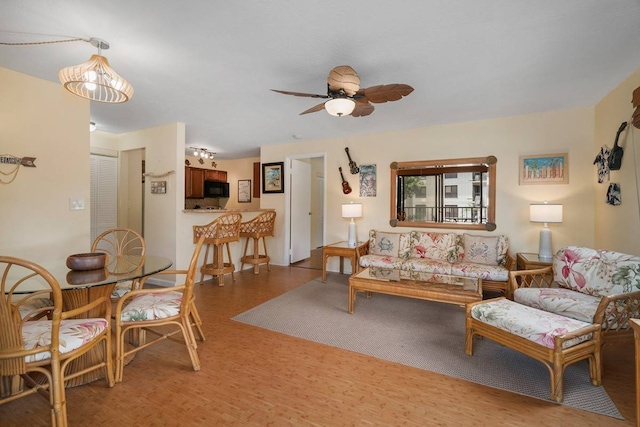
[232,274,622,419]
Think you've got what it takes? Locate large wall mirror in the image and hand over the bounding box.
[390,156,497,231]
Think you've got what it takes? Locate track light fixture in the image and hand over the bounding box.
[190,147,215,159]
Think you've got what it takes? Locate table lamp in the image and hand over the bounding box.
[342,202,362,247]
[530,202,563,261]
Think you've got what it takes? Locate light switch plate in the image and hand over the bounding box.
[69,198,85,210]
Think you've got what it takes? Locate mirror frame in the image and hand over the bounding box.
[390,156,497,231]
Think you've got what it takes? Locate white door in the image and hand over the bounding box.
[290,159,311,263]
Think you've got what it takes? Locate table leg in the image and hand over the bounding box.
[348,285,356,314]
[339,256,344,274]
[322,254,328,283]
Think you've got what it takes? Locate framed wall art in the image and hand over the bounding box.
[359,164,377,197]
[238,179,251,202]
[262,162,284,193]
[519,153,568,185]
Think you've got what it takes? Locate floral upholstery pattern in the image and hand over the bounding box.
[360,230,510,284]
[470,298,592,349]
[514,287,600,324]
[120,291,182,322]
[450,261,509,281]
[409,231,458,262]
[553,246,640,296]
[22,318,110,363]
[111,282,134,298]
[17,297,53,319]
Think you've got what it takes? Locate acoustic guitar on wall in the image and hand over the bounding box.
[339,167,352,194]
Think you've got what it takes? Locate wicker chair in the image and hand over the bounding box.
[1,256,114,426]
[113,234,207,383]
[240,211,276,274]
[193,213,242,286]
[91,228,146,299]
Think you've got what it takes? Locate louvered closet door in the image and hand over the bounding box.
[90,154,118,243]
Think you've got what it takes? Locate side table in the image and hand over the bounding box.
[322,241,369,283]
[516,252,553,270]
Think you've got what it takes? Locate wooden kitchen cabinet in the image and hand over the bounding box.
[185,167,205,198]
[204,169,227,182]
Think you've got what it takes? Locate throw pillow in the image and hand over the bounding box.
[370,231,401,257]
[463,234,500,266]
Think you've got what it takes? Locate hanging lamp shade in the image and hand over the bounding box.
[58,38,133,103]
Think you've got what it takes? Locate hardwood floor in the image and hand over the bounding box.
[1,265,636,426]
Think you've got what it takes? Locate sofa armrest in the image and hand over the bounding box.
[503,252,515,271]
[508,266,554,297]
[594,290,640,336]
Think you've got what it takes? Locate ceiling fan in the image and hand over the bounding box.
[271,65,414,117]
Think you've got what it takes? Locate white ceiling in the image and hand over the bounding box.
[2,1,640,159]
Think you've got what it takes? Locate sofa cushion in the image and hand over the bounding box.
[359,254,406,270]
[409,231,458,262]
[459,234,509,266]
[470,298,593,349]
[514,287,600,324]
[368,230,411,259]
[400,257,453,275]
[553,246,640,297]
[450,262,509,282]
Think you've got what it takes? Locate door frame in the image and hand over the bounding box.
[283,152,326,265]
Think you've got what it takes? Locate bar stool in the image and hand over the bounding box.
[193,212,242,286]
[240,210,276,274]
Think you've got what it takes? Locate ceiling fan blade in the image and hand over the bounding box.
[351,101,374,117]
[357,84,414,103]
[300,102,326,115]
[271,89,328,99]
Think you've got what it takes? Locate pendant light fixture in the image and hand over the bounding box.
[59,38,134,103]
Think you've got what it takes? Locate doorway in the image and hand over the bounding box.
[284,154,325,267]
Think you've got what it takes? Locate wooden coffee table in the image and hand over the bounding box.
[348,267,482,314]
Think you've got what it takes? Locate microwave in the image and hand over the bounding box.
[204,181,229,198]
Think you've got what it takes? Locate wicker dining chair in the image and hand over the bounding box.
[240,210,276,274]
[113,234,206,383]
[193,213,242,286]
[91,228,146,299]
[0,256,114,427]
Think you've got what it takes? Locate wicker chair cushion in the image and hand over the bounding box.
[17,297,53,319]
[111,282,134,298]
[358,254,405,270]
[470,298,592,349]
[553,246,640,297]
[120,291,182,322]
[22,318,110,363]
[450,262,509,282]
[401,257,453,274]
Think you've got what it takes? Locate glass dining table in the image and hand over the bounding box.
[11,254,173,387]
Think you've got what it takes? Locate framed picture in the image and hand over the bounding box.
[519,153,568,185]
[359,164,377,197]
[238,179,251,203]
[262,162,284,193]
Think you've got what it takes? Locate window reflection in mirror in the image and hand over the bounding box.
[390,156,497,231]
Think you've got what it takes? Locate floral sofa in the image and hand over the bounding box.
[510,246,640,345]
[359,230,514,295]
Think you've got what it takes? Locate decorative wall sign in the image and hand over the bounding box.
[238,179,251,202]
[359,164,377,197]
[0,154,37,184]
[519,153,568,185]
[262,162,284,193]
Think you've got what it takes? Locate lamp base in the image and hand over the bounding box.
[538,225,553,261]
[347,220,357,247]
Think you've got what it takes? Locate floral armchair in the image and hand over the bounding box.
[509,246,640,345]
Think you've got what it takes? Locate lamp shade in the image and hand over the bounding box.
[342,203,362,218]
[59,54,134,103]
[325,98,356,117]
[530,204,563,223]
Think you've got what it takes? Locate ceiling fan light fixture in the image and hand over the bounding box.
[58,38,134,103]
[325,98,355,117]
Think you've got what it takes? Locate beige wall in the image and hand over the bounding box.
[262,107,596,267]
[1,67,91,262]
[594,68,640,255]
